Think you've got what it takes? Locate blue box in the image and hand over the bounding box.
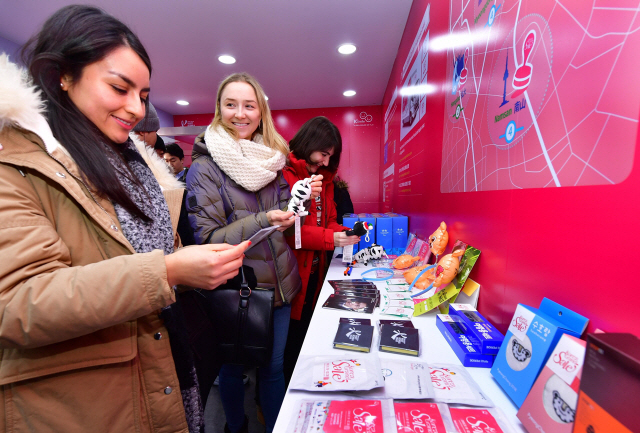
[436,314,495,368]
[490,298,589,407]
[449,303,504,355]
[358,216,376,250]
[342,214,359,253]
[388,214,408,254]
[374,215,392,253]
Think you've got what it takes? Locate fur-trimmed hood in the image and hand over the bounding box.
[0,54,182,191]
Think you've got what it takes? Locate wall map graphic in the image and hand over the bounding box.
[441,0,640,192]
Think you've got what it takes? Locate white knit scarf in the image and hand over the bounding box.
[204,125,286,192]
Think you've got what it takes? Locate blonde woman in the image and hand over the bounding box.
[186,73,316,433]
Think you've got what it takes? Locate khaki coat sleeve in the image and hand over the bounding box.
[0,164,175,349]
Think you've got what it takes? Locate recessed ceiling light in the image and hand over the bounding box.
[265,95,269,100]
[338,44,357,55]
[176,100,189,106]
[343,90,356,97]
[218,55,236,64]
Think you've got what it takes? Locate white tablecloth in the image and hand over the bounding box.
[274,253,526,432]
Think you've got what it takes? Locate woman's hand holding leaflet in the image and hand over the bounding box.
[267,209,295,231]
[165,241,250,290]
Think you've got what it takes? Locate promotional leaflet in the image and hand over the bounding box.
[359,359,435,400]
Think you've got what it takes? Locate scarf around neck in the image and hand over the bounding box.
[204,125,286,192]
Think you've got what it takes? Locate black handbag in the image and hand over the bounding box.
[196,265,274,367]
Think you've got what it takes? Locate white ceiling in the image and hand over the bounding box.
[0,0,413,115]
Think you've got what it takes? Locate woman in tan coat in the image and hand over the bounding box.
[0,6,248,432]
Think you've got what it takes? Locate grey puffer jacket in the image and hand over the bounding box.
[185,133,301,306]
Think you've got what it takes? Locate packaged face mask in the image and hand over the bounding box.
[357,359,435,400]
[288,399,397,433]
[289,356,384,392]
[446,406,516,433]
[429,364,494,407]
[394,402,456,433]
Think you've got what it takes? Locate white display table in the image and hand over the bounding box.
[274,254,526,432]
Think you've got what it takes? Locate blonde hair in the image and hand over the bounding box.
[210,72,289,156]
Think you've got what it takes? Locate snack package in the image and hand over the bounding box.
[446,406,516,433]
[394,402,456,433]
[288,399,397,433]
[429,364,494,406]
[358,359,435,400]
[289,356,384,392]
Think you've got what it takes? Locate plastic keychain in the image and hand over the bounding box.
[361,267,394,281]
[408,264,437,298]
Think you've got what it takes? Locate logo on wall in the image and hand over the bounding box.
[181,120,195,127]
[354,111,374,126]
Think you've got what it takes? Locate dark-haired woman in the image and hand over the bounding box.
[282,117,360,381]
[0,6,247,432]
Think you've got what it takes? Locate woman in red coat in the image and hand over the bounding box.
[282,117,360,381]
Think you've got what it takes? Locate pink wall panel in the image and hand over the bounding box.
[174,106,383,213]
[272,106,382,213]
[380,0,640,336]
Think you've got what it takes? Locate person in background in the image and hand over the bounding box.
[186,73,316,433]
[282,116,361,383]
[0,6,248,432]
[333,175,354,225]
[132,101,165,157]
[165,143,189,182]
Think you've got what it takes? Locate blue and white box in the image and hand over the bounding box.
[436,314,495,368]
[490,297,589,407]
[449,303,504,355]
[374,215,392,252]
[386,213,408,254]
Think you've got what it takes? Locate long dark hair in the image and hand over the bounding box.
[21,5,153,221]
[288,116,342,172]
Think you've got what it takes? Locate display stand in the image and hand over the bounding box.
[274,252,526,432]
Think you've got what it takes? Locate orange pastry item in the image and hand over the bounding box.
[403,264,435,289]
[392,254,420,269]
[429,221,448,256]
[431,248,465,288]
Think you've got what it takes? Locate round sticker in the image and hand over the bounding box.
[506,334,533,371]
[543,373,577,423]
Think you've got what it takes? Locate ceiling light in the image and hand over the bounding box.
[265,95,269,100]
[343,90,356,97]
[176,100,189,106]
[218,55,236,64]
[338,44,357,55]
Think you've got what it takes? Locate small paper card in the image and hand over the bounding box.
[381,306,412,317]
[388,278,408,285]
[323,400,384,433]
[547,334,586,385]
[449,408,504,433]
[386,284,411,292]
[386,299,414,308]
[508,304,536,342]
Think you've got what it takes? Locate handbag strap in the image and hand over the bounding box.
[239,267,251,308]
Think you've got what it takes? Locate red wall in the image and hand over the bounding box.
[174,106,383,213]
[272,106,381,213]
[381,0,640,336]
